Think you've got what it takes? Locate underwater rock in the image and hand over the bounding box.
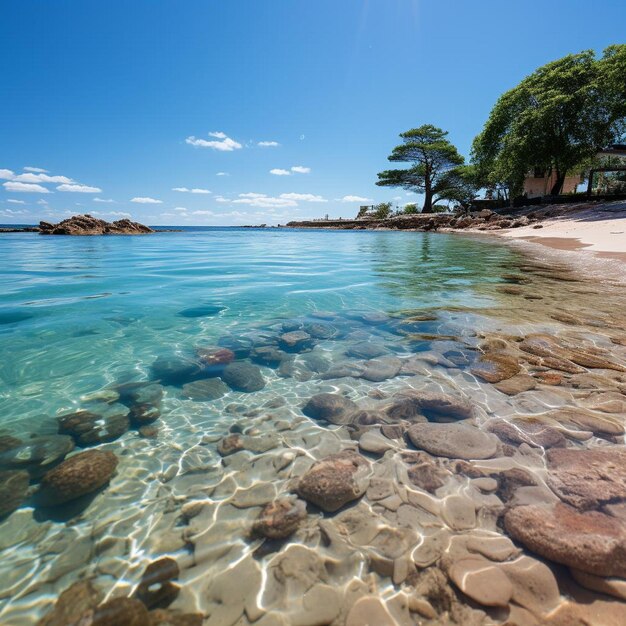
[486,419,566,449]
[404,452,448,493]
[217,432,280,456]
[302,393,358,425]
[148,609,203,626]
[221,362,265,392]
[0,434,74,475]
[387,389,474,422]
[138,425,159,438]
[135,557,180,609]
[360,356,402,382]
[300,352,331,373]
[407,423,498,460]
[178,304,225,318]
[546,446,626,510]
[151,356,202,386]
[36,449,118,506]
[303,322,337,339]
[181,378,228,401]
[0,469,29,518]
[345,341,388,360]
[346,597,397,626]
[58,406,130,445]
[279,330,313,352]
[494,374,537,395]
[505,503,626,578]
[37,580,102,626]
[449,556,513,607]
[252,497,307,539]
[319,361,367,380]
[195,345,235,366]
[92,597,150,626]
[570,568,626,601]
[250,345,288,367]
[0,434,22,452]
[217,335,254,359]
[297,450,370,512]
[116,382,163,425]
[471,353,521,383]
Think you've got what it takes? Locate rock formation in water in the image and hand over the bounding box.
[38,214,153,235]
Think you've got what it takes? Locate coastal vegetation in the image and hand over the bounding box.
[472,45,626,201]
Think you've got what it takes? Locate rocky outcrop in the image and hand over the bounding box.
[39,214,153,235]
[36,450,118,506]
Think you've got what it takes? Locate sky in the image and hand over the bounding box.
[1,0,625,226]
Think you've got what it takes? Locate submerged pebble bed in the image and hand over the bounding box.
[0,228,625,626]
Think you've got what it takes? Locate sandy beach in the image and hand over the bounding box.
[497,201,626,262]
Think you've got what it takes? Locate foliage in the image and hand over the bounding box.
[374,202,392,219]
[376,125,466,213]
[356,206,370,218]
[403,203,419,214]
[472,46,626,199]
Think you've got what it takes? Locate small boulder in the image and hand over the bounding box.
[346,341,388,360]
[252,497,307,539]
[181,378,229,401]
[0,434,74,476]
[58,406,130,445]
[134,557,180,609]
[37,580,102,626]
[471,353,521,383]
[36,450,118,506]
[92,597,149,626]
[449,557,513,607]
[221,362,265,392]
[151,355,202,386]
[302,393,358,425]
[297,451,370,512]
[279,330,313,352]
[407,423,497,460]
[386,390,474,422]
[195,345,235,366]
[0,469,29,518]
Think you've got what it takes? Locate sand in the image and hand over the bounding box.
[497,201,626,262]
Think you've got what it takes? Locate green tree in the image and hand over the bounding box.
[376,125,465,213]
[403,203,419,214]
[472,46,626,198]
[374,202,392,219]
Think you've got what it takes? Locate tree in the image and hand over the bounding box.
[376,125,465,213]
[472,46,626,198]
[374,202,392,219]
[403,203,419,214]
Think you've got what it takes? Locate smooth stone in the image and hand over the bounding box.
[471,353,521,383]
[195,345,235,366]
[182,378,229,401]
[486,419,566,449]
[546,446,626,510]
[297,450,370,512]
[178,304,225,318]
[441,495,476,530]
[0,469,29,518]
[494,374,537,395]
[151,355,202,385]
[346,597,397,626]
[36,450,118,506]
[92,597,150,626]
[360,357,402,382]
[386,389,474,422]
[505,503,626,577]
[279,330,313,352]
[0,434,75,473]
[301,393,357,425]
[570,568,626,601]
[0,434,21,453]
[37,580,102,626]
[406,454,447,493]
[221,362,265,392]
[134,557,180,609]
[252,497,307,539]
[319,361,366,380]
[358,430,396,456]
[303,322,337,339]
[346,341,388,360]
[449,556,513,607]
[217,335,253,359]
[407,423,498,460]
[58,407,130,445]
[251,345,288,367]
[552,407,625,436]
[148,610,203,626]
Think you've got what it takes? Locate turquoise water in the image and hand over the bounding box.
[0,228,511,432]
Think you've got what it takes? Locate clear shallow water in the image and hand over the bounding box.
[0,229,510,430]
[1,228,626,626]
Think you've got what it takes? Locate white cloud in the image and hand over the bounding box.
[174,207,188,212]
[232,193,297,208]
[3,181,50,193]
[270,168,291,176]
[239,192,266,198]
[172,187,211,194]
[37,199,49,205]
[291,166,311,174]
[57,183,101,193]
[109,211,131,217]
[279,193,327,202]
[93,197,115,203]
[131,197,163,204]
[216,172,229,176]
[192,210,215,215]
[341,195,373,202]
[214,195,230,203]
[23,166,48,173]
[15,173,73,184]
[258,141,280,147]
[0,208,27,216]
[0,169,15,180]
[7,199,26,204]
[185,132,242,151]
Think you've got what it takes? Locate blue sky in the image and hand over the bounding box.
[1,0,625,225]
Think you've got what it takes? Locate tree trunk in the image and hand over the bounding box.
[422,191,433,213]
[550,171,566,195]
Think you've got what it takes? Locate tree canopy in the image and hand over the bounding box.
[472,46,626,198]
[376,125,466,213]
